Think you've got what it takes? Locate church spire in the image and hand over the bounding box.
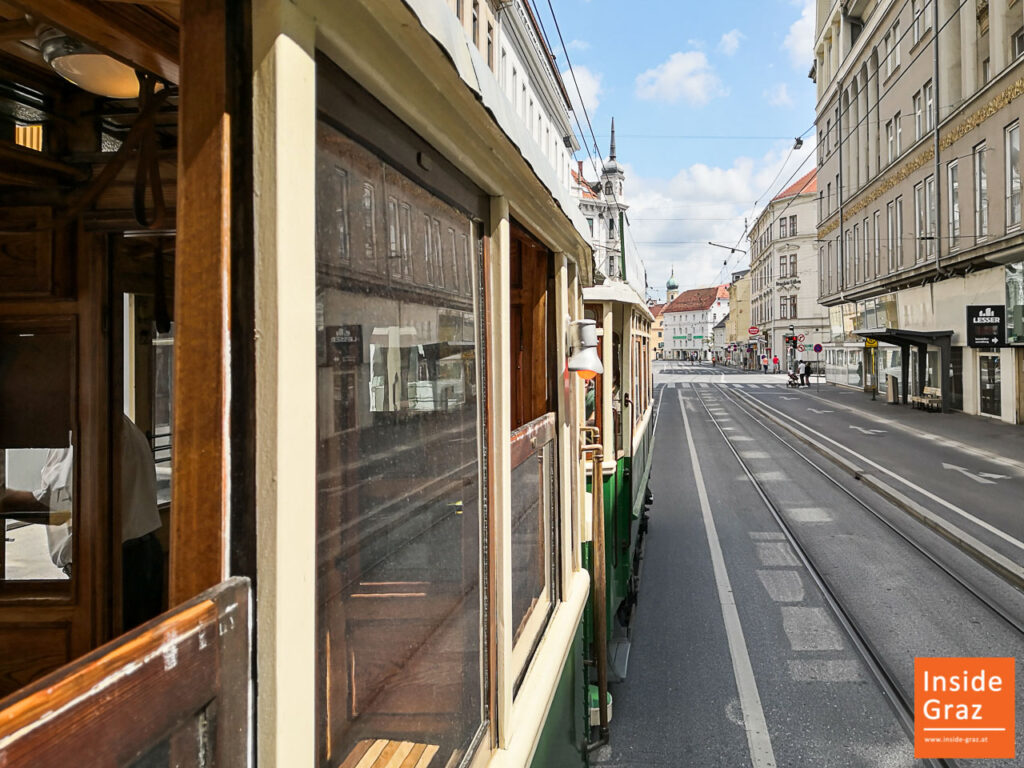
[609,117,616,161]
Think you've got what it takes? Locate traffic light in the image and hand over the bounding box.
[784,335,798,348]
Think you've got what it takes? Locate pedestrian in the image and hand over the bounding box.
[761,355,768,374]
[772,355,779,373]
[804,360,813,386]
[798,360,807,386]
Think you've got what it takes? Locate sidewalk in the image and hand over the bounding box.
[800,381,1024,468]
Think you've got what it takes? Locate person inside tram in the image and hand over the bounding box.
[0,413,164,629]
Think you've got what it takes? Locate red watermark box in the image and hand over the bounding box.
[915,657,1015,759]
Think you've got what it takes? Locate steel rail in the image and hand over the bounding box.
[688,384,957,768]
[718,383,1024,638]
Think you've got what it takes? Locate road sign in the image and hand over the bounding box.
[797,343,805,352]
[748,326,759,336]
[865,338,878,348]
[797,333,805,342]
[813,343,823,353]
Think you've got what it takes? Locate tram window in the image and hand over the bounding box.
[315,121,484,766]
[0,323,75,585]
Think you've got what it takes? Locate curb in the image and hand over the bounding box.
[727,388,1024,593]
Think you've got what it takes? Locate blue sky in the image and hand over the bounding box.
[538,0,820,299]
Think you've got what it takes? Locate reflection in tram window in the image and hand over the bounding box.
[315,121,484,767]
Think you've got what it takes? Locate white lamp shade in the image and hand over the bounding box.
[49,53,139,99]
[568,319,604,376]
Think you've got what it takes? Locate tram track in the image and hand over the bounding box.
[689,383,1024,768]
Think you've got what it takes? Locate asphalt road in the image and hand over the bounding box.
[592,367,1024,768]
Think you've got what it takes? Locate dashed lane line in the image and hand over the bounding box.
[677,389,777,768]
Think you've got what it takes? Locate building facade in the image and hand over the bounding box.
[814,0,1024,423]
[573,119,632,282]
[662,285,731,359]
[749,169,829,370]
[724,269,752,366]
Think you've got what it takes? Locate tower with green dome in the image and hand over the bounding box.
[666,268,679,302]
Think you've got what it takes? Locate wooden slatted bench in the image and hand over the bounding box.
[339,739,440,768]
[910,386,942,412]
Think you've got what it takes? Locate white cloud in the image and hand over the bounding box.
[717,29,744,56]
[764,82,793,107]
[563,65,603,115]
[634,51,723,106]
[567,39,590,51]
[783,0,815,70]
[624,133,820,299]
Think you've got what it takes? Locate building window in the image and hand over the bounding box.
[487,22,494,68]
[886,120,894,162]
[873,210,881,276]
[924,80,934,131]
[948,160,960,250]
[826,182,832,214]
[852,223,860,284]
[818,190,824,220]
[913,91,923,140]
[1006,121,1021,229]
[912,0,929,45]
[914,182,925,261]
[975,141,988,238]
[895,195,905,267]
[895,112,902,155]
[790,214,797,235]
[456,0,463,21]
[789,253,797,277]
[472,0,479,45]
[983,58,991,83]
[887,200,895,271]
[926,175,936,257]
[780,217,788,238]
[780,254,788,277]
[1016,28,1024,59]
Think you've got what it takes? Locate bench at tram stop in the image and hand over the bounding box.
[910,386,943,412]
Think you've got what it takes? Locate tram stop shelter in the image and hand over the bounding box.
[855,328,955,413]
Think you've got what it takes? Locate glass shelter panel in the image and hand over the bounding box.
[314,122,484,767]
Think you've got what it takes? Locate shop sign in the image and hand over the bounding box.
[966,305,1006,348]
[748,326,759,335]
[327,324,363,364]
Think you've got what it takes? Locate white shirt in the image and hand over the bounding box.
[34,414,162,568]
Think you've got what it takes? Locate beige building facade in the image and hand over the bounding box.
[814,0,1024,423]
[724,269,752,366]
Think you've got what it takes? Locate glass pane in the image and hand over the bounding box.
[510,441,553,645]
[0,324,74,585]
[315,121,483,768]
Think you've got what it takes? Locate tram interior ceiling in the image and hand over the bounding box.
[0,0,183,701]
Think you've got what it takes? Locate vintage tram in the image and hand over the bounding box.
[0,1,652,767]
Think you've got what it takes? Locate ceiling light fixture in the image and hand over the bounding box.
[37,26,140,99]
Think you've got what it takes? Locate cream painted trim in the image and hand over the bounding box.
[252,2,318,766]
[488,196,514,749]
[554,252,575,593]
[481,570,590,768]
[631,404,653,456]
[601,302,614,460]
[621,300,633,463]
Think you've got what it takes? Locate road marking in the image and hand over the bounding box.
[786,507,833,523]
[731,435,754,442]
[730,391,1024,555]
[752,470,786,481]
[781,606,845,651]
[849,425,886,435]
[807,408,833,414]
[756,541,801,567]
[747,384,760,389]
[787,660,865,683]
[749,532,787,541]
[780,396,799,401]
[677,390,777,768]
[941,463,1009,484]
[756,570,805,602]
[739,450,771,460]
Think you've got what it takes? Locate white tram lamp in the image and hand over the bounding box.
[37,26,141,99]
[567,319,604,380]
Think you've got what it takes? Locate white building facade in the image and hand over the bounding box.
[662,285,730,359]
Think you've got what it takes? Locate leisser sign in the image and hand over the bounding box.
[966,305,1006,348]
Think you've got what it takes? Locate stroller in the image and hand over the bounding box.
[786,369,800,388]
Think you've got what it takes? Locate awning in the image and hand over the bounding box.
[854,328,954,346]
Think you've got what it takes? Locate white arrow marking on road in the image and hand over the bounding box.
[942,463,1000,484]
[849,425,886,435]
[980,472,1011,480]
[780,396,799,401]
[808,408,834,414]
